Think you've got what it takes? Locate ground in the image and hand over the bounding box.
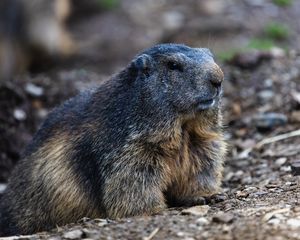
[1,0,300,239]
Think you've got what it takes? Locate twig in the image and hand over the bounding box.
[143,228,160,240]
[255,129,300,149]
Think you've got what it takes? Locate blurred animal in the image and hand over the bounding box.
[0,43,226,236]
[0,0,74,80]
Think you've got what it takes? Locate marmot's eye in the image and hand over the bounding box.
[167,61,183,72]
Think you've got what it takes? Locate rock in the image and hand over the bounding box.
[258,90,274,103]
[13,108,27,121]
[212,212,235,224]
[291,91,300,105]
[25,83,44,97]
[268,218,281,225]
[287,218,300,228]
[162,11,184,31]
[63,229,83,239]
[228,50,273,69]
[275,157,287,167]
[196,217,209,225]
[182,205,210,216]
[252,112,287,131]
[0,183,7,193]
[290,111,300,123]
[262,208,290,222]
[291,160,300,176]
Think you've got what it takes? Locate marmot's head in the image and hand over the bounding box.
[127,43,224,118]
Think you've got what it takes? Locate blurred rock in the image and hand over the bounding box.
[287,218,300,228]
[25,83,44,97]
[290,111,300,123]
[196,217,209,225]
[212,212,235,224]
[162,11,185,31]
[258,90,274,103]
[182,205,210,216]
[290,160,300,176]
[13,108,27,121]
[252,112,287,131]
[0,183,7,193]
[63,229,83,239]
[275,157,287,167]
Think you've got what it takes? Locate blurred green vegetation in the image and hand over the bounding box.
[264,22,290,40]
[217,22,290,62]
[272,0,293,7]
[97,0,120,10]
[217,39,276,62]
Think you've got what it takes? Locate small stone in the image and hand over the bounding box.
[268,218,281,225]
[182,205,210,216]
[290,111,300,123]
[177,232,187,237]
[196,217,209,225]
[13,108,27,121]
[83,228,100,239]
[262,208,290,222]
[63,229,83,239]
[25,83,44,97]
[269,47,285,58]
[291,161,300,176]
[48,237,61,240]
[258,90,274,102]
[291,91,300,105]
[162,11,184,31]
[287,218,300,228]
[0,184,7,193]
[280,166,291,172]
[252,112,287,131]
[212,212,234,224]
[275,157,287,167]
[236,190,249,198]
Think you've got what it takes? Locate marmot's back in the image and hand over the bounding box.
[0,44,226,236]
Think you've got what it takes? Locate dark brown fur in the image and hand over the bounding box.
[0,44,226,236]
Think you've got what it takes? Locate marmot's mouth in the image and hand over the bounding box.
[196,98,216,111]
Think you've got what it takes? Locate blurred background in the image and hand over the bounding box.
[0,0,300,189]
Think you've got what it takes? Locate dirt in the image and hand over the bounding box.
[1,0,300,239]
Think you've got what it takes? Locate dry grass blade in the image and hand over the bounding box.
[143,228,160,240]
[255,129,300,149]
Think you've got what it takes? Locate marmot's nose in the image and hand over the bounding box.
[205,63,224,88]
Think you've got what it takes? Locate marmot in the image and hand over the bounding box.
[0,0,74,80]
[0,44,226,236]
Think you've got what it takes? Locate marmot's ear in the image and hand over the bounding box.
[131,54,153,77]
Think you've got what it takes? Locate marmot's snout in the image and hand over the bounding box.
[194,62,224,111]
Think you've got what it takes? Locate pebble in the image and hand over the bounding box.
[196,217,209,225]
[252,112,287,131]
[258,90,274,103]
[291,160,300,176]
[63,229,83,239]
[268,218,280,225]
[275,157,287,167]
[25,83,44,97]
[162,11,184,31]
[287,218,300,228]
[212,212,235,224]
[13,108,27,121]
[290,111,300,123]
[182,205,210,216]
[0,183,7,193]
